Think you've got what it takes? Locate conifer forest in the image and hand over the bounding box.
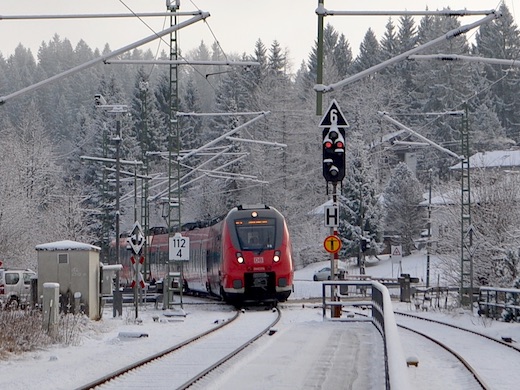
[1,4,520,289]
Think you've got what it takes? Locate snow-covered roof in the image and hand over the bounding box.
[35,240,101,252]
[309,199,334,215]
[419,190,459,206]
[450,150,520,170]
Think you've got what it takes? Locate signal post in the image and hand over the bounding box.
[320,99,348,318]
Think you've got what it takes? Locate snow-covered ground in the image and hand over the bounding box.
[0,251,518,389]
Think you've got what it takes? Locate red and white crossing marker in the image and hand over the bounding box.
[130,255,145,289]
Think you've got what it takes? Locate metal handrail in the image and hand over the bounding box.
[478,286,520,321]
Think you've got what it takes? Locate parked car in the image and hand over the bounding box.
[313,267,332,281]
[313,265,348,281]
[0,268,36,308]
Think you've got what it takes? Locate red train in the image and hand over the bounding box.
[118,205,294,305]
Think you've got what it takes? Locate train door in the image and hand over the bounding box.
[206,225,222,296]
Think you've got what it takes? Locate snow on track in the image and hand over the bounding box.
[193,306,386,390]
[397,315,520,390]
[94,308,279,390]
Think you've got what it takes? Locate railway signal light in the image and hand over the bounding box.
[322,125,346,182]
[361,237,370,253]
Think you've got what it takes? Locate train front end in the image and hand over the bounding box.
[220,205,293,305]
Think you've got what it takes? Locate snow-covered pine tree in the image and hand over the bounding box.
[351,28,382,73]
[475,3,520,143]
[409,13,474,179]
[5,44,38,127]
[338,133,385,261]
[393,14,418,109]
[383,162,425,256]
[380,18,399,59]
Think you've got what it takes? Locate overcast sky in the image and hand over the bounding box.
[0,1,513,69]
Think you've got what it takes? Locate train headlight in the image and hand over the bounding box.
[273,250,281,263]
[236,252,244,264]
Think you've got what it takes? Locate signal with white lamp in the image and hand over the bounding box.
[322,125,346,182]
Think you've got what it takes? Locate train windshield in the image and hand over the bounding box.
[234,218,276,251]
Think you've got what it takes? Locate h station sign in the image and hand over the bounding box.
[324,204,339,228]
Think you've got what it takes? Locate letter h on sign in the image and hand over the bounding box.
[324,205,339,228]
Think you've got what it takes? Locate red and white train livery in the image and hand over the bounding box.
[120,205,294,305]
[216,204,293,303]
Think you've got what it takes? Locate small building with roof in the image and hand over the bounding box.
[36,240,101,320]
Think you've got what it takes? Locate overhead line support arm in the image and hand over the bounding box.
[178,112,270,161]
[0,11,209,105]
[378,112,464,161]
[314,12,500,93]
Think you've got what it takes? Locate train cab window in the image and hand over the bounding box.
[5,273,20,285]
[248,233,260,246]
[235,218,276,251]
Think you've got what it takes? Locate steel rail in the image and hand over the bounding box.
[75,309,239,390]
[397,324,489,390]
[77,307,281,390]
[394,311,520,352]
[177,307,282,389]
[394,311,520,390]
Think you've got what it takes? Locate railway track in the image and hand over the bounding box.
[395,312,520,390]
[80,307,281,390]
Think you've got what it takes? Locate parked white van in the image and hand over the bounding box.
[0,268,36,308]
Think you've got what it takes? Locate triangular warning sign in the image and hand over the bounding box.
[319,99,349,127]
[393,247,401,256]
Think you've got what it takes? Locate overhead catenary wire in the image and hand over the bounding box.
[316,8,497,17]
[225,137,287,148]
[315,12,501,93]
[187,0,229,62]
[177,111,267,117]
[385,2,518,132]
[409,54,520,67]
[116,0,219,91]
[147,146,237,201]
[105,59,260,66]
[178,112,270,162]
[0,11,210,104]
[0,2,228,93]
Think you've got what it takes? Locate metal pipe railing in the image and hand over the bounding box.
[478,286,520,321]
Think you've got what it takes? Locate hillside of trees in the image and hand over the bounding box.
[1,5,520,288]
